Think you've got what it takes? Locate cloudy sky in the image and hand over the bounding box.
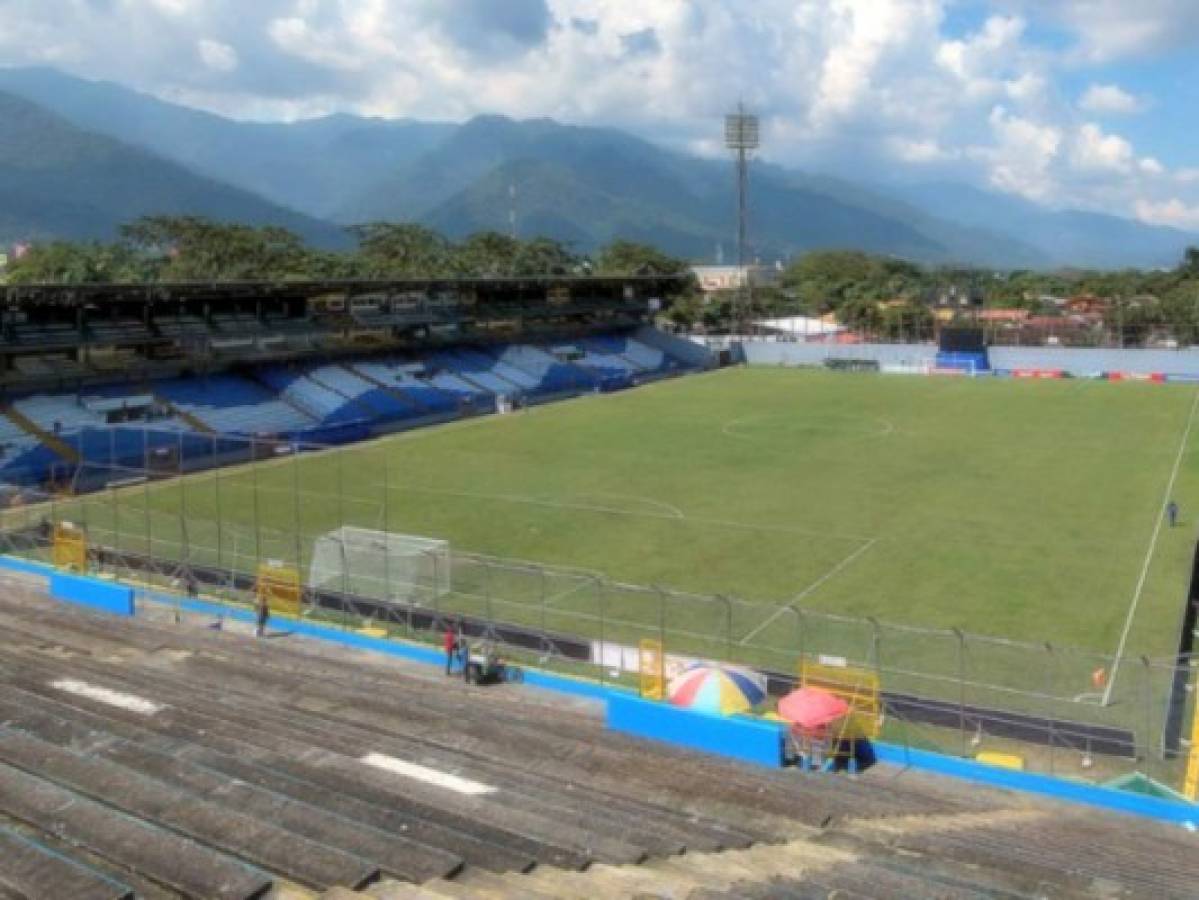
[2,0,1198,227]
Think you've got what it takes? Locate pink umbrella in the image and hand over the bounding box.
[778,687,850,731]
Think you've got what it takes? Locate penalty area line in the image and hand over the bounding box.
[1102,387,1199,706]
[738,538,878,646]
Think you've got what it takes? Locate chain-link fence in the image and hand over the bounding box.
[0,431,1194,793]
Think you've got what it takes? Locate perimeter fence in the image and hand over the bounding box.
[0,431,1194,793]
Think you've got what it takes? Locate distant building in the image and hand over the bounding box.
[755,315,846,340]
[691,265,779,294]
[1065,294,1109,317]
[976,308,1030,325]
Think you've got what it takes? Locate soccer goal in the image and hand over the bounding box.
[308,526,451,605]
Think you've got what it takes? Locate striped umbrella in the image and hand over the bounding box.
[668,664,767,715]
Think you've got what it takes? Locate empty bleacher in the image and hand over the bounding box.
[489,344,595,394]
[0,581,1196,899]
[0,414,42,468]
[307,365,420,424]
[257,364,377,426]
[430,350,521,397]
[155,374,317,436]
[350,361,461,415]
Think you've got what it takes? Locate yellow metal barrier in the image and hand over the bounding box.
[1185,677,1199,801]
[51,522,87,572]
[256,563,302,617]
[799,659,883,739]
[639,639,665,700]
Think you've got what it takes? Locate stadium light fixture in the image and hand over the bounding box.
[725,104,759,332]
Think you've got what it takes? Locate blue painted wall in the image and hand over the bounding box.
[49,573,135,617]
[873,743,1198,826]
[607,692,785,767]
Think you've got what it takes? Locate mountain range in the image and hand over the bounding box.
[0,66,1195,270]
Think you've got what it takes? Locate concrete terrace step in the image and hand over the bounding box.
[0,825,133,900]
[3,586,1199,899]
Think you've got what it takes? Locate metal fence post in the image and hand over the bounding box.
[214,450,224,571]
[484,559,494,634]
[656,586,667,653]
[595,577,606,686]
[953,628,966,757]
[720,594,733,664]
[792,604,805,672]
[1142,656,1155,775]
[1045,642,1056,775]
[112,483,121,558]
[539,566,548,642]
[292,450,302,582]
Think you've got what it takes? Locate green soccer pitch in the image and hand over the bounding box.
[52,367,1199,662]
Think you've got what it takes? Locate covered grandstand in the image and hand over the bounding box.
[0,276,707,489]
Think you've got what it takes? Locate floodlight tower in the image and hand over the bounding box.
[725,103,759,332]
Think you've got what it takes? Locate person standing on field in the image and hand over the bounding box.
[1168,500,1179,528]
[255,595,270,638]
[444,624,457,675]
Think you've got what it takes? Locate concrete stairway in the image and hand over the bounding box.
[1,405,80,465]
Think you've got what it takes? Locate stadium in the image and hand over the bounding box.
[1,275,1199,898]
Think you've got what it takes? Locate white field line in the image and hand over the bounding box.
[543,579,595,608]
[51,679,163,715]
[361,752,496,796]
[1102,387,1199,706]
[569,493,685,520]
[391,483,873,544]
[738,538,878,646]
[721,414,896,443]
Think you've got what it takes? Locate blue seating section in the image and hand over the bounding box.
[490,345,595,393]
[0,332,698,486]
[350,361,461,414]
[156,375,316,436]
[0,415,48,479]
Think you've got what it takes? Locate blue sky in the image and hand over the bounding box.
[1,0,1197,229]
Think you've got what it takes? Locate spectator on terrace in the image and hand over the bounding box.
[459,632,470,681]
[255,595,270,638]
[444,624,457,675]
[1168,500,1180,528]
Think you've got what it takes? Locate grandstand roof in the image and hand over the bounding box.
[3,275,690,308]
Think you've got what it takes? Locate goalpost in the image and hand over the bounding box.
[308,526,451,605]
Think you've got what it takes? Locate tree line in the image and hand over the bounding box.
[2,218,692,284]
[667,247,1199,334]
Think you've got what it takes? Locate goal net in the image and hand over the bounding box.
[308,526,451,605]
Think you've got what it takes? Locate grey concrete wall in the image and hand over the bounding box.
[990,347,1199,376]
[743,342,936,368]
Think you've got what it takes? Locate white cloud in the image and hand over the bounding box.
[971,107,1062,201]
[1017,0,1199,61]
[1136,197,1199,230]
[887,136,958,163]
[1079,83,1146,115]
[1139,157,1165,176]
[1071,122,1135,174]
[197,39,238,73]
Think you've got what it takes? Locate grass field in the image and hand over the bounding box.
[43,367,1199,671]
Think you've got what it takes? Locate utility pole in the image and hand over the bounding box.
[508,183,518,241]
[725,104,759,334]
